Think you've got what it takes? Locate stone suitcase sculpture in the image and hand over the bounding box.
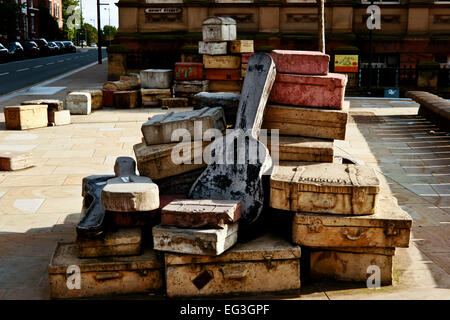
[161,199,241,228]
[269,50,330,75]
[270,162,380,215]
[21,99,63,125]
[0,151,33,171]
[141,107,226,146]
[66,92,91,115]
[173,80,209,94]
[269,73,348,109]
[198,41,227,55]
[265,136,334,163]
[141,89,171,107]
[230,40,254,54]
[49,110,71,126]
[292,196,412,248]
[202,16,237,42]
[164,233,301,297]
[208,80,242,92]
[174,62,204,81]
[4,105,48,130]
[76,228,142,258]
[48,242,163,299]
[188,53,277,225]
[203,55,241,69]
[113,90,139,109]
[160,97,188,109]
[262,103,348,140]
[153,223,239,256]
[205,69,240,81]
[140,69,173,89]
[193,92,240,127]
[102,157,160,212]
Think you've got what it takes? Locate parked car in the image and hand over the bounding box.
[34,38,51,56]
[0,43,9,63]
[62,41,76,53]
[6,42,24,60]
[54,41,65,54]
[47,41,59,55]
[20,41,40,58]
[89,43,97,48]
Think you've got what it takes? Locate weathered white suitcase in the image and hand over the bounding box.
[165,233,301,297]
[141,107,226,145]
[140,69,173,89]
[153,223,238,256]
[4,105,48,130]
[173,80,209,94]
[48,242,163,299]
[133,141,210,180]
[310,247,394,285]
[202,16,237,42]
[270,162,381,215]
[0,150,33,171]
[203,55,241,69]
[141,88,171,107]
[265,136,334,163]
[76,228,142,258]
[199,41,227,55]
[292,196,412,248]
[262,103,349,140]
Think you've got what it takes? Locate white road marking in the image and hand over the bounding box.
[33,65,43,69]
[46,62,55,65]
[17,68,30,72]
[0,72,9,76]
[57,60,64,63]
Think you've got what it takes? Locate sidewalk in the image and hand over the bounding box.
[0,63,449,300]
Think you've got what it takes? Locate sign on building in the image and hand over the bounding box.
[335,55,359,73]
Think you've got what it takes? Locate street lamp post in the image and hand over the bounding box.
[367,0,374,96]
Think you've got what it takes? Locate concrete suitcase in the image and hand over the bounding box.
[160,97,188,109]
[262,103,348,140]
[270,50,330,75]
[203,55,241,69]
[153,223,239,256]
[269,73,348,109]
[208,80,242,92]
[0,150,33,171]
[292,196,412,248]
[141,89,171,107]
[66,92,91,115]
[101,89,115,107]
[205,69,240,81]
[173,80,209,94]
[133,141,210,180]
[21,99,63,124]
[193,92,240,127]
[76,228,142,258]
[161,199,241,228]
[164,233,301,297]
[265,136,334,163]
[202,16,236,42]
[49,110,71,126]
[114,90,139,109]
[174,62,204,81]
[270,162,380,215]
[141,107,226,145]
[310,247,394,285]
[140,69,173,89]
[4,105,48,130]
[198,41,227,55]
[69,90,103,110]
[48,242,163,299]
[229,40,254,53]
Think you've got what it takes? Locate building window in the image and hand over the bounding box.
[49,0,52,14]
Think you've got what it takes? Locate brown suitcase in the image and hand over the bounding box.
[310,247,395,285]
[292,196,412,248]
[0,150,33,171]
[229,40,254,53]
[4,105,48,130]
[208,80,242,92]
[269,50,330,75]
[265,136,334,163]
[113,90,139,109]
[174,62,204,81]
[203,55,241,69]
[262,103,349,140]
[205,69,240,81]
[270,162,381,215]
[164,233,301,297]
[48,242,163,299]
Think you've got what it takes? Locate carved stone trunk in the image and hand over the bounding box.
[66,92,92,115]
[230,40,254,53]
[4,105,48,130]
[205,69,240,81]
[265,136,334,163]
[141,107,226,146]
[292,196,412,248]
[161,199,241,228]
[208,80,242,93]
[133,141,210,180]
[160,97,188,109]
[141,89,171,107]
[76,228,142,258]
[164,233,301,298]
[48,242,163,299]
[198,41,227,55]
[193,92,240,127]
[270,162,380,215]
[262,104,348,140]
[174,62,204,81]
[270,50,330,75]
[310,247,394,285]
[114,90,140,109]
[21,99,63,124]
[49,110,71,126]
[203,55,241,69]
[0,150,33,171]
[173,80,209,93]
[202,16,237,42]
[152,223,239,256]
[269,73,348,109]
[140,69,173,89]
[241,53,252,64]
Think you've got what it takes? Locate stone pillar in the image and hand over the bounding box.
[107,45,129,81]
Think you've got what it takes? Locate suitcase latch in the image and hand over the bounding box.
[264,254,274,269]
[308,219,323,233]
[385,223,398,236]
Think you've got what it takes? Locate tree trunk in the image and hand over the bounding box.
[318,0,325,53]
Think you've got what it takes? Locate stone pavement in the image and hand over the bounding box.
[0,63,449,299]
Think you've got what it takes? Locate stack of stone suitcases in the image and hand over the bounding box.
[47,18,412,300]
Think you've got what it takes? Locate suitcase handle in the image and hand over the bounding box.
[342,229,365,241]
[221,264,247,280]
[95,271,122,281]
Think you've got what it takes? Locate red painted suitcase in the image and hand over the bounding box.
[174,62,204,81]
[270,50,330,75]
[205,69,240,81]
[102,89,115,107]
[269,73,348,109]
[241,53,253,64]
